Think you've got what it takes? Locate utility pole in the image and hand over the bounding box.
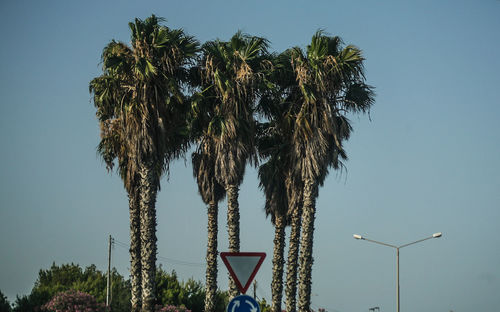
[253,280,257,299]
[106,235,113,308]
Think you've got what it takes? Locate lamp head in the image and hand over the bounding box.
[353,234,363,240]
[432,232,442,238]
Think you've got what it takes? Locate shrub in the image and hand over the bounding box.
[41,290,106,312]
[155,305,191,312]
[12,263,130,312]
[154,268,228,312]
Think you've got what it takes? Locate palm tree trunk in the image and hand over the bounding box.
[226,184,240,298]
[139,159,158,312]
[297,180,317,312]
[271,214,286,312]
[129,189,142,312]
[285,203,302,312]
[205,201,218,312]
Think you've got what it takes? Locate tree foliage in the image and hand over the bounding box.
[0,290,11,312]
[9,264,230,312]
[258,297,271,312]
[88,17,374,312]
[91,15,199,311]
[288,30,374,311]
[12,263,130,312]
[155,268,227,312]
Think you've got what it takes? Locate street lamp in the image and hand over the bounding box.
[353,232,442,312]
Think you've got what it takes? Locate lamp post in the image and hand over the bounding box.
[353,232,442,312]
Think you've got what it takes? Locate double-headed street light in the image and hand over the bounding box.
[353,232,442,312]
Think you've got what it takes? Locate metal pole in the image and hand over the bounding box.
[397,248,400,312]
[354,233,442,312]
[106,235,112,307]
[253,280,257,299]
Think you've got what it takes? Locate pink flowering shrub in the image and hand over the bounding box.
[155,304,191,312]
[42,289,106,312]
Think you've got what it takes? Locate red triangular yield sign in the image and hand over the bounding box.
[220,252,266,294]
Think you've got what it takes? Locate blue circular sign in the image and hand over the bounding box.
[227,295,260,312]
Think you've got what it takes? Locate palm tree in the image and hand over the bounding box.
[256,52,298,312]
[199,32,269,298]
[192,140,226,312]
[90,15,198,311]
[189,86,227,312]
[257,50,309,312]
[258,151,290,312]
[284,177,303,312]
[289,31,374,311]
[92,78,144,312]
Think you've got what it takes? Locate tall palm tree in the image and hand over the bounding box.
[258,150,290,312]
[258,50,309,312]
[199,32,269,298]
[256,52,297,312]
[191,139,226,312]
[284,177,303,312]
[289,31,375,311]
[189,86,227,312]
[92,77,144,312]
[90,15,198,311]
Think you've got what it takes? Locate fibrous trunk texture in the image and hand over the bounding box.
[285,204,302,312]
[271,214,286,312]
[129,190,142,312]
[297,181,317,312]
[226,184,240,298]
[205,202,218,312]
[139,160,158,312]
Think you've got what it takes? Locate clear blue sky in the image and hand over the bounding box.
[1,1,499,311]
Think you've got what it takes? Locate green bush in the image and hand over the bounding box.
[155,267,228,312]
[10,263,231,312]
[12,263,130,312]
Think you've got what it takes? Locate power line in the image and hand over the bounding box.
[112,238,205,268]
[113,239,130,248]
[157,255,205,267]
